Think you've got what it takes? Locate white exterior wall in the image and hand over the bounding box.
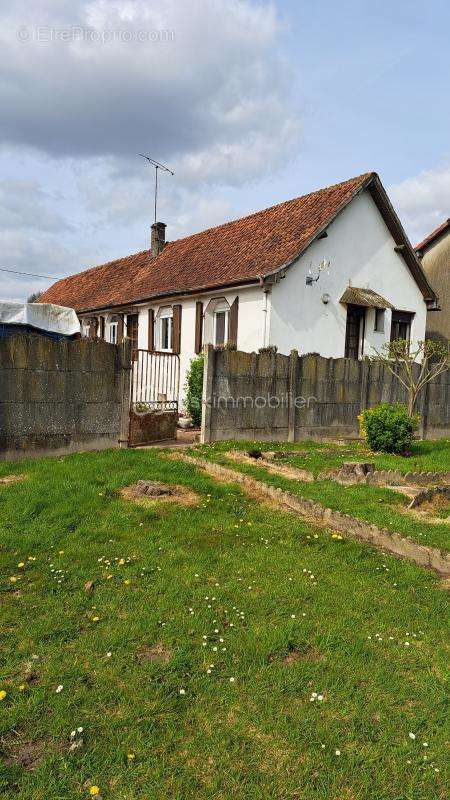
[269,189,427,358]
[135,284,265,406]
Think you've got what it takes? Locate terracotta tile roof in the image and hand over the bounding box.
[415,218,450,254]
[41,171,426,313]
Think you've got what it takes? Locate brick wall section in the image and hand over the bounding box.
[201,346,449,442]
[0,335,131,460]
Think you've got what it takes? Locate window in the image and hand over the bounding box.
[126,314,139,351]
[81,320,90,338]
[374,308,385,333]
[390,310,413,343]
[109,321,118,344]
[159,308,173,351]
[214,305,229,346]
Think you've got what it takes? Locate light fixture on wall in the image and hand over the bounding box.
[321,293,330,304]
[306,259,331,285]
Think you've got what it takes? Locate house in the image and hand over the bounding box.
[40,172,436,405]
[415,219,449,345]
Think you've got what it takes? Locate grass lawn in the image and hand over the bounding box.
[0,447,449,800]
[196,440,450,552]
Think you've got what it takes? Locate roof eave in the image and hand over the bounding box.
[261,172,437,306]
[260,172,376,284]
[75,276,261,314]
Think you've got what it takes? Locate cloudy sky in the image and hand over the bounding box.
[1,0,449,300]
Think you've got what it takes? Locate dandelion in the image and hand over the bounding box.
[92,616,100,622]
[291,614,296,619]
[9,576,18,583]
[17,562,25,568]
[179,688,186,695]
[127,752,135,760]
[229,677,235,683]
[89,787,100,797]
[335,749,341,756]
[0,690,6,701]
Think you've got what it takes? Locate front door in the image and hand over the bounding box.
[345,304,365,359]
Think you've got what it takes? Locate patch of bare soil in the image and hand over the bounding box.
[1,737,46,771]
[270,645,324,665]
[136,642,172,664]
[121,480,199,507]
[0,474,26,486]
[399,492,450,525]
[226,450,314,483]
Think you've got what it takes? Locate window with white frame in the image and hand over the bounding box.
[159,307,173,351]
[213,301,229,346]
[109,321,118,344]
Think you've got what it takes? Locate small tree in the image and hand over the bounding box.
[27,291,42,303]
[184,353,204,427]
[371,338,449,417]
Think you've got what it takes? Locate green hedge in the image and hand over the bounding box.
[185,354,204,427]
[359,403,419,455]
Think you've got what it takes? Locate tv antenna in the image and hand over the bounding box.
[306,259,331,285]
[138,154,174,223]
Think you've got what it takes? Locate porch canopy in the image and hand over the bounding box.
[339,287,394,309]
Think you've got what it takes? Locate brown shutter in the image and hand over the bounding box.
[195,301,203,354]
[148,309,154,351]
[173,304,182,354]
[117,314,124,343]
[228,297,239,347]
[99,317,105,339]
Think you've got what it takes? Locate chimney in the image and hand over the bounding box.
[151,221,166,258]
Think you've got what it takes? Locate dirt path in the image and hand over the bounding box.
[169,453,450,579]
[225,449,314,482]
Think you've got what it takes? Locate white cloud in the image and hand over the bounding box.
[389,163,450,245]
[0,0,299,184]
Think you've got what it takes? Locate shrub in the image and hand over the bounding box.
[358,403,419,455]
[184,354,204,427]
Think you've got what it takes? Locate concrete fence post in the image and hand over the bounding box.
[201,344,214,444]
[288,349,299,442]
[118,340,132,448]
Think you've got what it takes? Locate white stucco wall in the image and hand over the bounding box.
[269,189,427,358]
[135,284,265,406]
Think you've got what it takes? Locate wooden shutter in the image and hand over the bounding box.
[99,316,105,339]
[195,301,203,354]
[173,304,182,354]
[148,309,155,351]
[228,297,239,347]
[117,314,124,343]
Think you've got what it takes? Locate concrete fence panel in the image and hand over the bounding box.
[0,334,131,460]
[201,347,449,443]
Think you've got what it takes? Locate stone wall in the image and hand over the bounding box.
[201,346,449,442]
[0,334,131,460]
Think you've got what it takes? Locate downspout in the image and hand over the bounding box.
[262,286,271,347]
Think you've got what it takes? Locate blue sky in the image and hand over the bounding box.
[1,0,449,300]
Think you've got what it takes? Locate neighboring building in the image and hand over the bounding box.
[40,172,436,404]
[415,219,450,344]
